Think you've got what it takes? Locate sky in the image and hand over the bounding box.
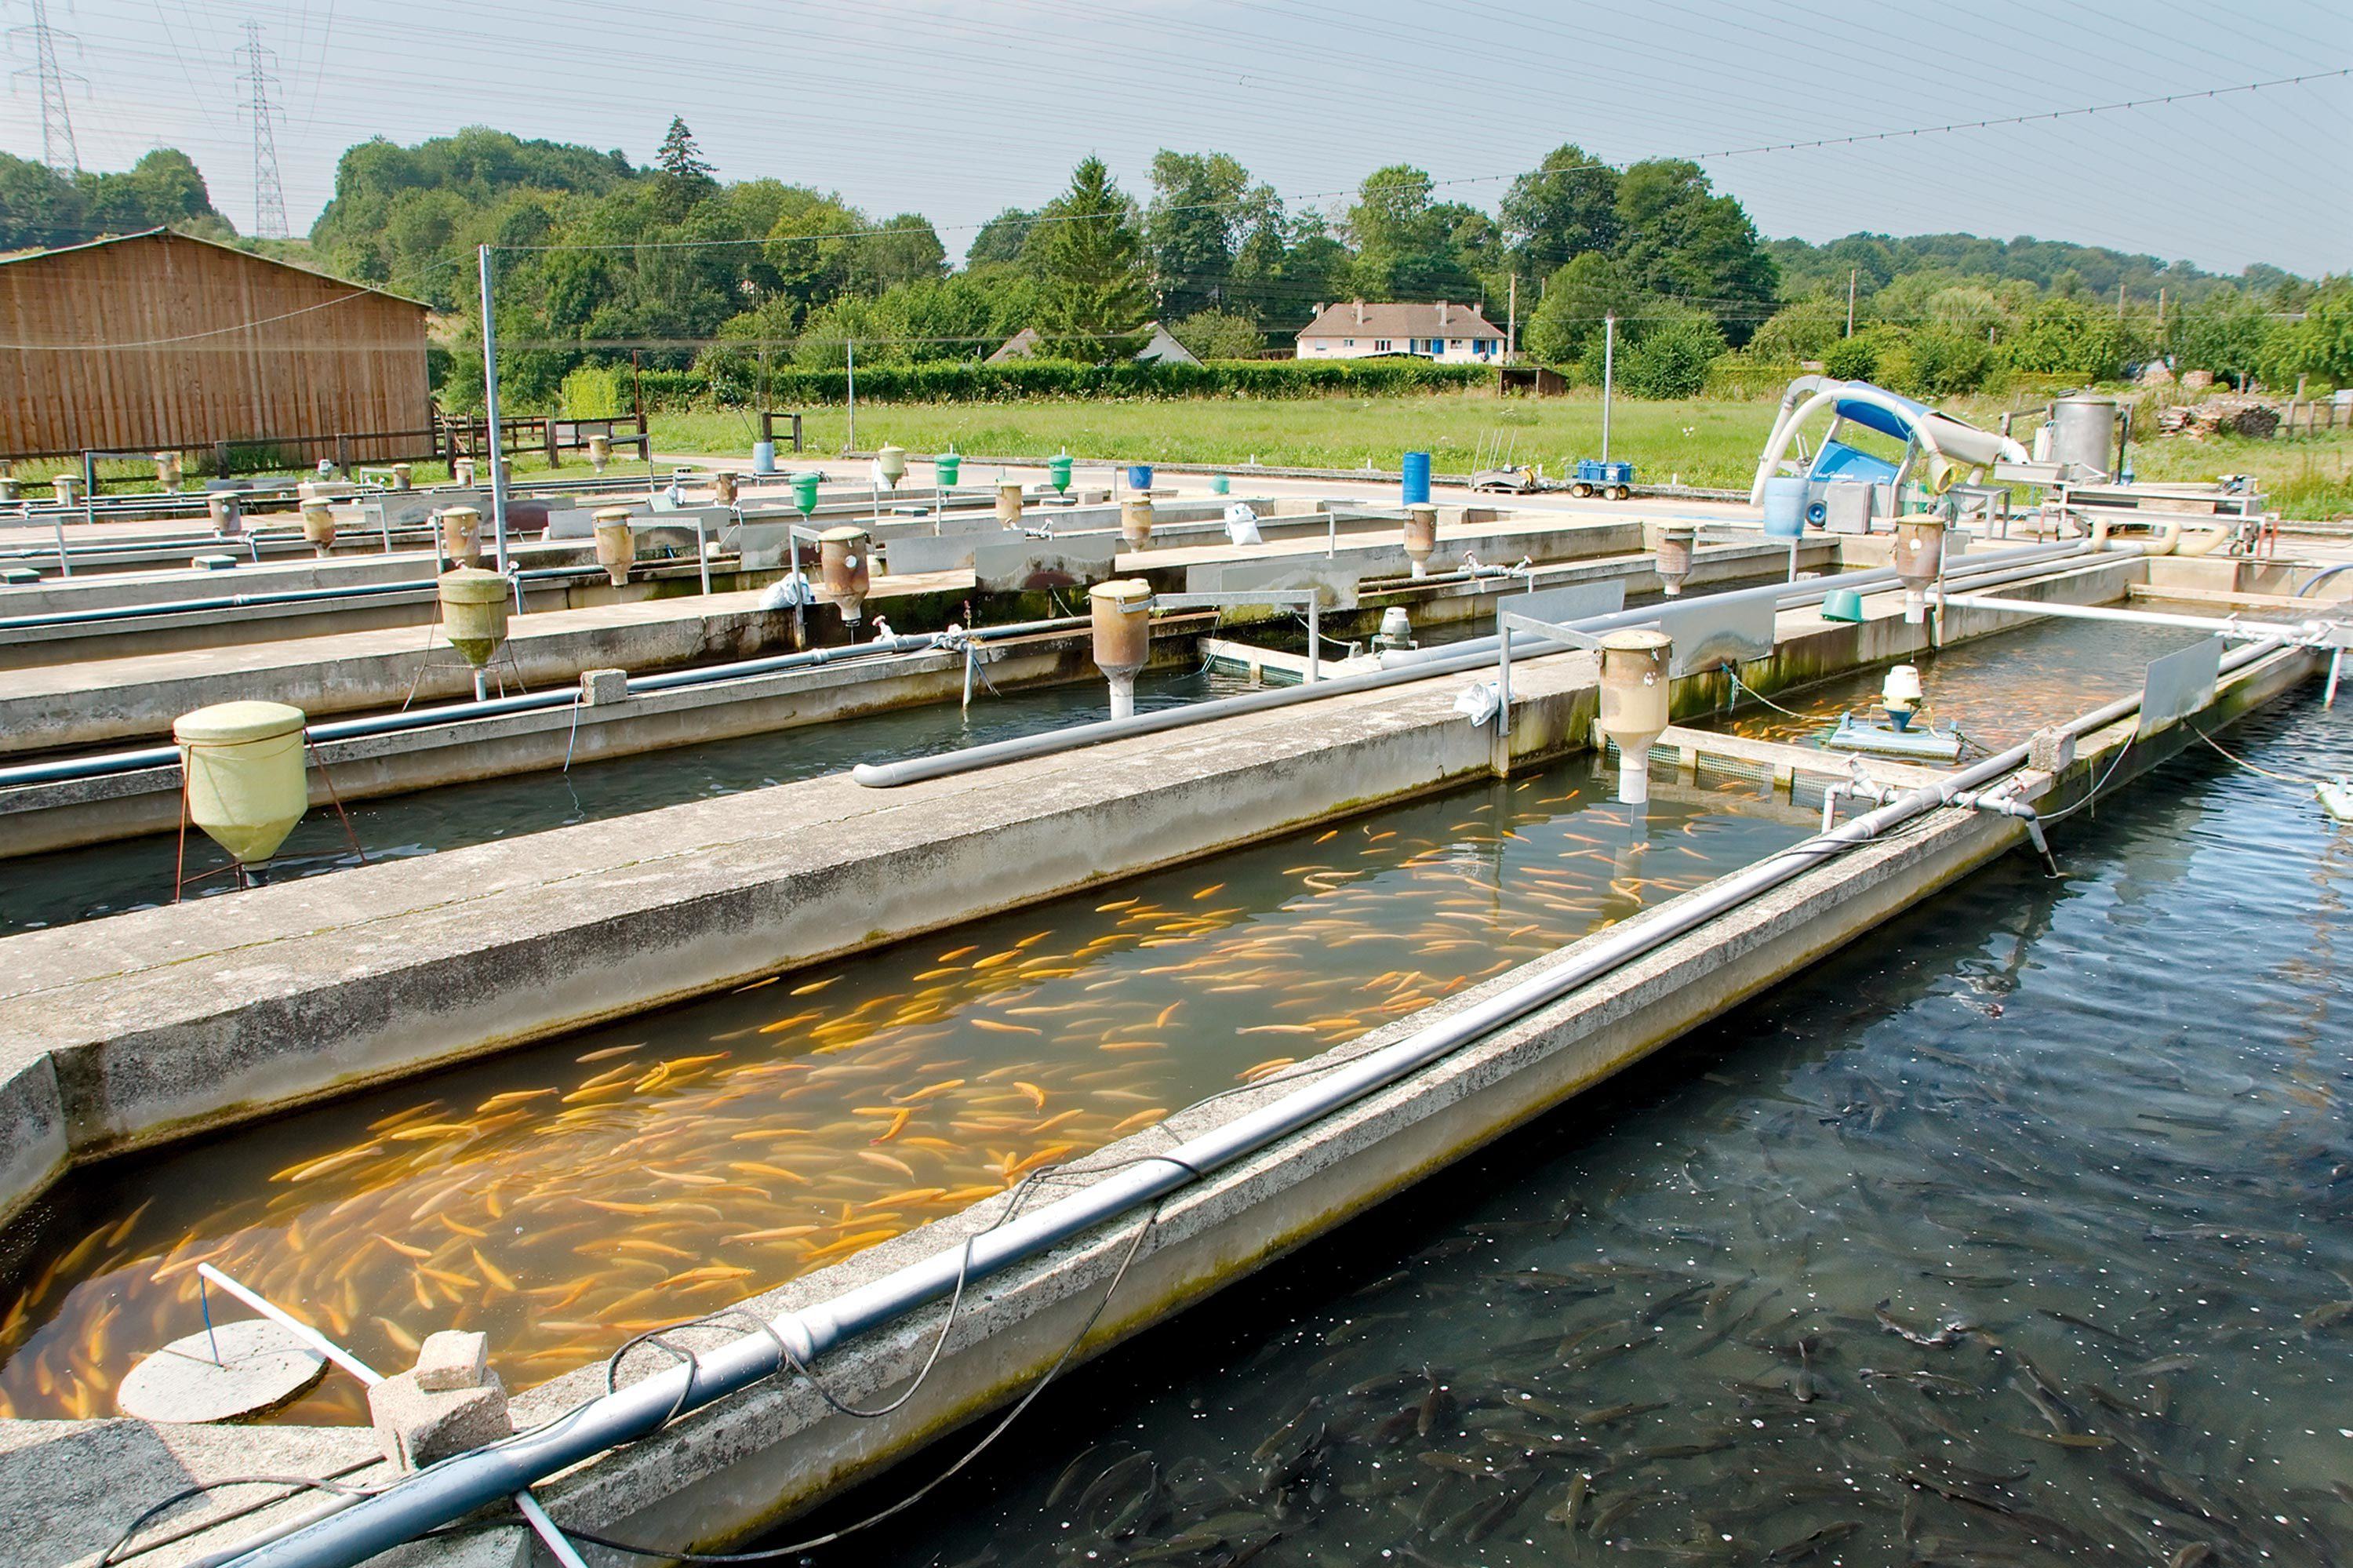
[5,0,2348,278]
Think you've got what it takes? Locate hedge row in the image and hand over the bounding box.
[632,357,1490,410]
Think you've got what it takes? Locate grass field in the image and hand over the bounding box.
[650,390,2352,518]
[16,390,2349,518]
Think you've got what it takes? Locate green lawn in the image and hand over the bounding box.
[649,391,1779,491]
[16,390,2348,518]
[648,391,2353,518]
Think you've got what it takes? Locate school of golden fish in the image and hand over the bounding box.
[0,766,1811,1424]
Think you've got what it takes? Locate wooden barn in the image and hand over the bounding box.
[0,227,432,464]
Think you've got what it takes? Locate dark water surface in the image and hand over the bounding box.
[0,666,1256,935]
[782,689,2353,1568]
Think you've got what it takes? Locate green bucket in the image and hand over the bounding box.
[1210,475,1230,495]
[1821,587,1865,623]
[935,453,962,486]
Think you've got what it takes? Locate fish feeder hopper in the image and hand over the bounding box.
[1892,516,1945,624]
[713,470,740,508]
[996,482,1026,526]
[1090,579,1152,720]
[877,444,908,489]
[1402,504,1438,578]
[208,493,244,538]
[0,473,14,503]
[300,500,337,556]
[1376,606,1415,651]
[936,451,962,487]
[1653,525,1697,597]
[390,463,413,492]
[1597,629,1673,806]
[438,567,511,701]
[52,473,79,505]
[592,507,636,588]
[1048,453,1074,497]
[792,472,821,518]
[438,505,483,567]
[1824,663,1963,762]
[587,434,612,474]
[1121,497,1155,551]
[154,451,184,491]
[173,700,310,868]
[452,457,477,488]
[819,526,871,627]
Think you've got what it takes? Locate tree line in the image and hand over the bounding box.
[6,126,2342,406]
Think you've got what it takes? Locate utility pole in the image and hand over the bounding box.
[2157,287,2167,356]
[9,0,82,173]
[237,21,289,240]
[1507,272,1518,363]
[1845,269,1857,338]
[1600,315,1617,465]
[478,244,509,573]
[2116,280,2126,321]
[845,339,857,453]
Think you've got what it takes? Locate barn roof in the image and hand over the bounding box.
[0,227,432,311]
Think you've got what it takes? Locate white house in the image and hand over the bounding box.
[1294,300,1505,362]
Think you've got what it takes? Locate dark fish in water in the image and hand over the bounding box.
[1576,1399,1667,1427]
[1542,1472,1591,1529]
[2168,1546,2215,1568]
[2041,1308,2135,1343]
[2014,1428,2115,1449]
[1250,1397,1326,1464]
[1121,1530,1227,1563]
[1875,1299,1976,1347]
[1767,1522,1861,1563]
[1416,1374,1458,1438]
[1073,1450,1153,1515]
[1415,1450,1489,1475]
[1587,1491,1646,1537]
[2124,1354,2198,1379]
[1225,1531,1282,1566]
[2300,1297,2353,1330]
[1858,1366,1974,1395]
[1046,1444,1126,1509]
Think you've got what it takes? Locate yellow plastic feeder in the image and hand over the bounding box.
[173,700,309,864]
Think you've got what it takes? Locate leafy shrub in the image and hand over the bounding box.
[1617,315,1726,398]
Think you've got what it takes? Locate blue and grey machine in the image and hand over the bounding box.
[1748,376,2025,533]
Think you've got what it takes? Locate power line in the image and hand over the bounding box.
[238,20,289,240]
[9,0,83,173]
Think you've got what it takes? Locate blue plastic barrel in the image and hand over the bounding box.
[1762,476,1808,539]
[1127,464,1155,492]
[1402,451,1432,505]
[752,441,778,476]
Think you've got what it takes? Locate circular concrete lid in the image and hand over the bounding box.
[118,1319,328,1423]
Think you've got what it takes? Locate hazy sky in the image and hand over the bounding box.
[7,0,2348,276]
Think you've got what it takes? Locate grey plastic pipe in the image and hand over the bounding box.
[853,540,2099,789]
[0,617,1088,789]
[213,635,2293,1568]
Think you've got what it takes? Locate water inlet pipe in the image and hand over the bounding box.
[0,617,1093,791]
[853,543,2102,791]
[213,636,2296,1568]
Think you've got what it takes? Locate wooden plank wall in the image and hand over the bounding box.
[0,231,431,462]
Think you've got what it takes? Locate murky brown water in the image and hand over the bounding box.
[0,762,1809,1423]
